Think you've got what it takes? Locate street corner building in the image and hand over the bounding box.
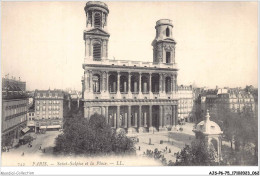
[33,90,64,132]
[81,1,179,133]
[1,77,29,148]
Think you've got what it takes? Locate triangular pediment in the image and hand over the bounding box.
[84,28,110,37]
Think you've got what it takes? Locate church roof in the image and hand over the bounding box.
[193,110,223,135]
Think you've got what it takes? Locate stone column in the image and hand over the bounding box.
[106,72,109,92]
[105,106,108,124]
[149,73,152,93]
[162,74,165,93]
[134,111,138,127]
[144,111,147,127]
[124,111,127,128]
[128,72,131,93]
[159,73,163,93]
[139,105,142,127]
[117,72,120,94]
[113,112,116,128]
[159,105,163,130]
[117,106,120,128]
[128,106,131,128]
[102,72,106,92]
[171,75,174,93]
[149,105,152,127]
[100,72,103,92]
[124,81,127,93]
[89,38,92,57]
[139,72,142,94]
[89,70,93,92]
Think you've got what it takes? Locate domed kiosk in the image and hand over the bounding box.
[193,110,223,162]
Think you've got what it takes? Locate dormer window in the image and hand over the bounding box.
[94,13,101,28]
[166,27,170,37]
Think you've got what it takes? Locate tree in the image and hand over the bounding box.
[54,113,135,156]
[209,104,258,165]
[175,140,218,166]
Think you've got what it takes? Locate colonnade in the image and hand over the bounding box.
[85,104,178,132]
[84,71,177,95]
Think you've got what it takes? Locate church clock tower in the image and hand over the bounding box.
[84,1,110,62]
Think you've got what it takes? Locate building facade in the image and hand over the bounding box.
[82,1,179,133]
[177,85,195,123]
[34,90,64,132]
[200,88,256,118]
[27,110,36,132]
[2,77,28,147]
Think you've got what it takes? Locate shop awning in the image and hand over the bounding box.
[22,127,30,133]
[40,126,47,129]
[47,125,61,129]
[40,125,61,129]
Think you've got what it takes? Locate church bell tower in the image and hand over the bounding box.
[84,1,110,62]
[152,19,176,64]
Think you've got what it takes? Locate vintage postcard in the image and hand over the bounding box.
[1,1,259,175]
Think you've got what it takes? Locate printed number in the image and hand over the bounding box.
[18,163,25,166]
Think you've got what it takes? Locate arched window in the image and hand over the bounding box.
[109,75,117,93]
[93,42,101,61]
[94,13,101,28]
[166,52,171,63]
[166,27,170,37]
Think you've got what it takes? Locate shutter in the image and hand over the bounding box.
[93,43,101,60]
[94,13,101,28]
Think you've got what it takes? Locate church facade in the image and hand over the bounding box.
[82,1,179,133]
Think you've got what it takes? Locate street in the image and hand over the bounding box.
[2,123,195,166]
[1,131,61,165]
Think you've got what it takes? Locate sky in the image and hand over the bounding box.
[1,1,258,91]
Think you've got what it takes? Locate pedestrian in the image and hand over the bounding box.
[43,149,45,153]
[138,146,140,150]
[39,146,41,150]
[169,148,171,153]
[165,146,167,151]
[22,152,24,156]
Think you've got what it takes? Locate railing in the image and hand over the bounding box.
[84,58,178,69]
[86,91,179,100]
